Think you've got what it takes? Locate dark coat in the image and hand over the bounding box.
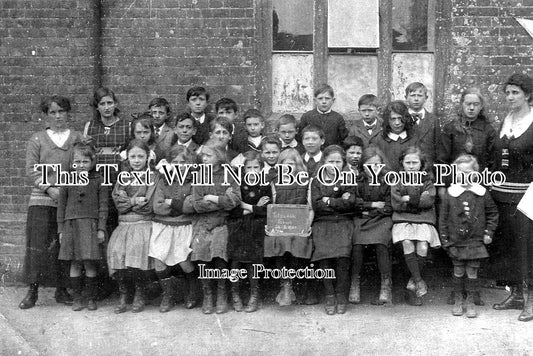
[348,118,383,148]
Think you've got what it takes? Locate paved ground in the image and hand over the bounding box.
[1,281,532,356]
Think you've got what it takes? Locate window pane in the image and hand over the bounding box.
[328,0,379,48]
[273,0,313,51]
[392,0,429,51]
[328,55,378,114]
[272,54,314,112]
[391,53,434,112]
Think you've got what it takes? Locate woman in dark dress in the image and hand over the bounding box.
[490,73,533,322]
[20,96,82,309]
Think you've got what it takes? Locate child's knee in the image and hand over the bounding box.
[465,266,478,279]
[154,259,167,272]
[416,242,428,256]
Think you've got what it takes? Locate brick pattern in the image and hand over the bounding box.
[1,0,533,282]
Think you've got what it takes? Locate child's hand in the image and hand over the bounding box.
[342,192,351,200]
[483,234,492,244]
[372,201,385,209]
[203,194,218,203]
[400,195,410,202]
[243,210,252,216]
[97,230,105,244]
[225,187,233,195]
[257,196,270,206]
[132,197,147,205]
[322,197,330,204]
[164,199,172,206]
[58,233,63,244]
[47,187,60,201]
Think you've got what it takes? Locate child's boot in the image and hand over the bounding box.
[184,270,199,309]
[231,281,243,312]
[518,281,533,322]
[336,292,347,314]
[325,295,336,315]
[493,282,524,310]
[158,277,175,313]
[245,279,260,313]
[19,283,39,310]
[115,270,129,314]
[415,279,428,298]
[452,276,465,316]
[132,270,146,313]
[304,279,319,305]
[377,275,392,305]
[348,276,360,304]
[465,278,478,318]
[201,279,214,314]
[71,277,85,311]
[276,279,295,306]
[216,279,229,314]
[85,277,98,311]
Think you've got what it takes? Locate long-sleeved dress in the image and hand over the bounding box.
[191,169,241,262]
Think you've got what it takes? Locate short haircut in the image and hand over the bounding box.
[167,144,195,163]
[405,82,428,97]
[504,73,533,104]
[314,83,334,98]
[358,94,378,108]
[210,116,234,135]
[261,135,282,151]
[343,135,364,151]
[381,100,413,136]
[453,153,479,172]
[359,145,389,172]
[176,112,199,128]
[215,97,238,113]
[322,145,346,163]
[41,95,71,113]
[278,148,307,173]
[186,86,209,102]
[398,145,429,172]
[71,142,96,171]
[243,108,264,123]
[148,97,171,113]
[130,112,156,146]
[301,124,325,139]
[277,114,297,129]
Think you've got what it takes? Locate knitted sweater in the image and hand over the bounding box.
[299,109,348,147]
[26,129,83,207]
[391,176,436,225]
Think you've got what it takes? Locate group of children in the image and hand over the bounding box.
[54,83,498,319]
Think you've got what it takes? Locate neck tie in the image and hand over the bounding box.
[366,124,376,132]
[412,113,422,125]
[307,157,317,175]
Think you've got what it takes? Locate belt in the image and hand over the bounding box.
[97,147,121,155]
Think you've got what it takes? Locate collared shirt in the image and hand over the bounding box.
[363,119,378,134]
[304,151,323,163]
[409,109,425,125]
[281,139,298,149]
[317,108,332,115]
[177,139,192,148]
[46,129,71,148]
[248,135,263,148]
[499,109,533,139]
[193,113,205,124]
[387,131,408,141]
[155,123,167,137]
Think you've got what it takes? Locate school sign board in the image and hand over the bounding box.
[266,204,312,237]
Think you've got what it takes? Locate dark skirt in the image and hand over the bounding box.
[352,216,392,246]
[311,219,353,262]
[23,206,63,285]
[58,218,102,261]
[227,215,265,263]
[486,202,533,283]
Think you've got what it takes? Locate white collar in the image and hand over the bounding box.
[281,139,298,148]
[499,109,533,139]
[409,109,425,119]
[388,131,407,141]
[448,183,486,197]
[304,151,322,162]
[363,119,378,127]
[248,135,263,145]
[46,129,70,148]
[155,124,166,135]
[178,139,192,147]
[317,108,332,115]
[193,113,205,124]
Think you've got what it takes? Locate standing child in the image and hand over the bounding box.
[120,113,162,164]
[440,154,498,318]
[311,145,356,315]
[108,139,157,313]
[391,146,441,306]
[277,114,305,154]
[298,84,348,147]
[264,148,313,306]
[191,142,242,314]
[347,94,383,148]
[230,109,267,166]
[405,82,439,167]
[57,143,108,311]
[350,146,393,305]
[343,135,364,174]
[174,86,214,145]
[301,125,325,177]
[261,135,282,182]
[170,113,200,154]
[215,97,247,153]
[227,151,272,312]
[150,146,198,313]
[149,97,174,153]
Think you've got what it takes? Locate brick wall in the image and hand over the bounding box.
[1,0,533,283]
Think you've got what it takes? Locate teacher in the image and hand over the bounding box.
[491,73,533,322]
[20,96,82,309]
